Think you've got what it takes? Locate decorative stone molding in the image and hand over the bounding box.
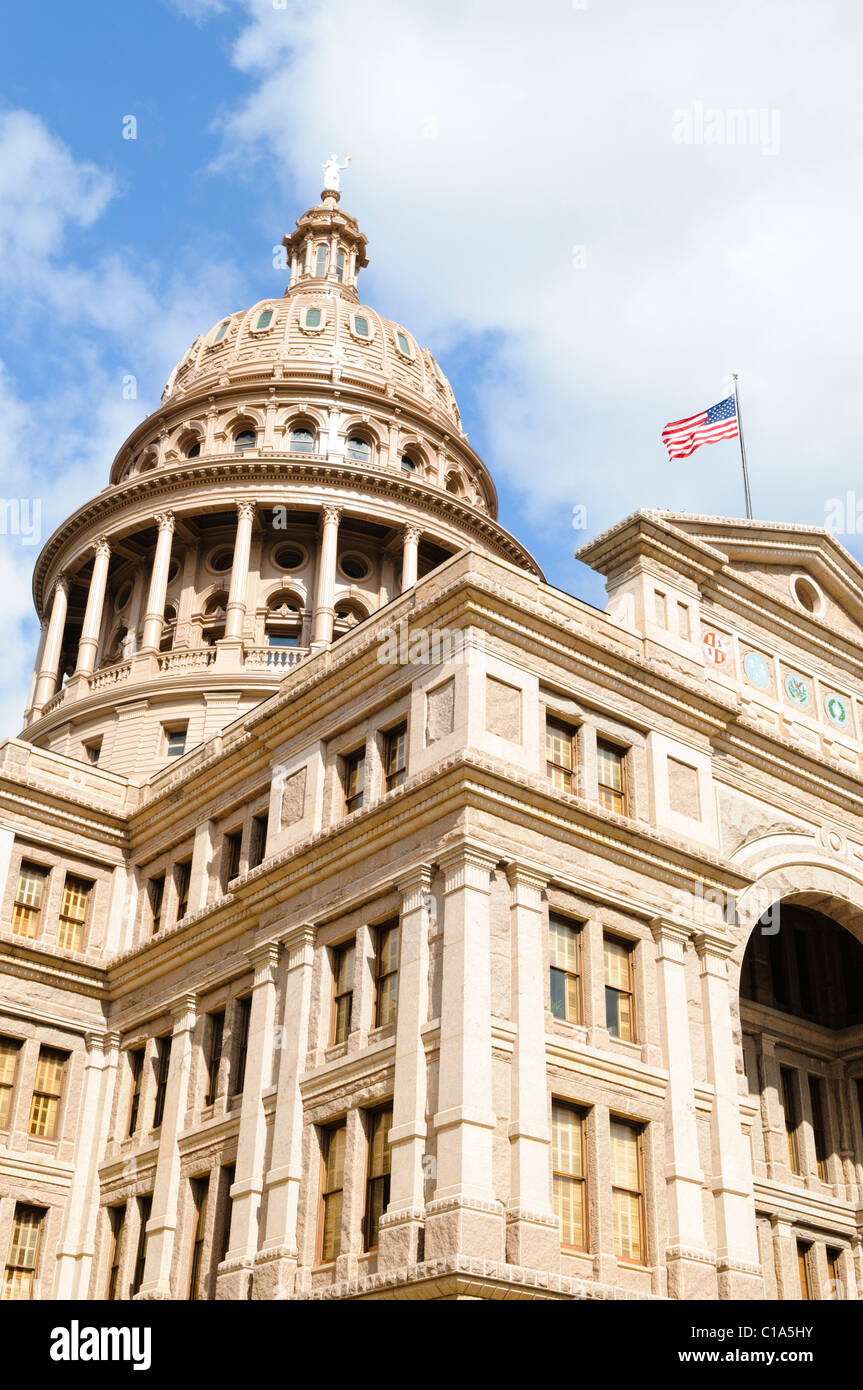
[247,941,281,988]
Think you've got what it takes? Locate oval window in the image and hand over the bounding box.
[341,554,369,581]
[274,544,305,571]
[114,581,133,612]
[210,548,234,573]
[793,575,821,614]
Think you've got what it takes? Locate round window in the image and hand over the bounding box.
[793,575,821,614]
[209,547,234,573]
[114,581,133,612]
[167,558,181,584]
[340,554,370,581]
[274,544,305,571]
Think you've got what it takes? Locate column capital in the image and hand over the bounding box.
[54,571,71,598]
[694,929,736,974]
[396,863,434,911]
[170,992,198,1034]
[235,499,257,523]
[505,862,548,900]
[92,535,112,560]
[651,918,694,963]
[247,941,281,987]
[438,843,498,893]
[402,523,422,545]
[321,504,342,528]
[154,510,175,534]
[281,923,315,970]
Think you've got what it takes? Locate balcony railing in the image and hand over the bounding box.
[158,648,217,673]
[244,645,307,670]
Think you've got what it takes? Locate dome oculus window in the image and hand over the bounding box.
[289,427,315,453]
[212,320,230,344]
[234,429,256,453]
[792,574,822,615]
[273,544,306,571]
[340,554,370,581]
[395,330,412,357]
[209,548,234,574]
[303,307,323,330]
[346,436,372,462]
[353,315,370,338]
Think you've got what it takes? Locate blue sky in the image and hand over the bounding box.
[1,0,862,729]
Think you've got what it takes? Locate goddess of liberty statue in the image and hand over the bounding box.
[322,154,351,191]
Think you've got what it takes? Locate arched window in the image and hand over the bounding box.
[336,250,345,282]
[333,598,369,635]
[159,604,178,653]
[289,427,315,454]
[396,330,412,357]
[186,441,201,458]
[401,454,417,474]
[213,320,230,344]
[346,436,371,463]
[202,593,228,646]
[265,593,302,649]
[314,245,327,277]
[445,470,464,496]
[234,429,256,453]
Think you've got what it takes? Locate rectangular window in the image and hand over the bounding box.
[187,1176,210,1300]
[546,717,578,793]
[808,1075,827,1180]
[343,747,365,814]
[165,726,187,759]
[374,922,399,1028]
[331,942,355,1045]
[216,1164,235,1264]
[173,860,191,922]
[781,1067,802,1174]
[152,1037,172,1129]
[596,740,627,815]
[318,1123,346,1263]
[676,601,690,640]
[127,1047,144,1137]
[232,998,251,1095]
[382,723,407,792]
[56,874,92,952]
[11,862,48,939]
[84,738,102,765]
[28,1046,68,1139]
[552,1101,588,1250]
[604,935,635,1041]
[654,590,667,627]
[797,1242,812,1300]
[221,831,242,891]
[131,1195,151,1297]
[826,1247,843,1299]
[148,875,165,935]
[610,1118,645,1264]
[249,813,269,870]
[3,1204,44,1300]
[549,915,582,1023]
[204,1012,224,1108]
[0,1037,20,1129]
[106,1203,126,1300]
[363,1107,393,1251]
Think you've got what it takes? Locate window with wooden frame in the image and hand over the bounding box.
[552,1101,589,1250]
[596,739,628,815]
[173,860,191,921]
[2,1204,45,1300]
[604,935,635,1041]
[131,1195,151,1296]
[363,1107,393,1251]
[11,862,48,939]
[232,997,251,1095]
[204,1012,225,1108]
[808,1076,828,1180]
[127,1047,144,1136]
[249,812,269,870]
[373,922,400,1028]
[221,830,242,891]
[0,1037,20,1130]
[318,1122,347,1263]
[106,1203,126,1300]
[148,875,165,935]
[610,1117,646,1264]
[331,941,355,1045]
[187,1176,210,1300]
[546,716,578,793]
[28,1046,68,1139]
[152,1037,172,1129]
[549,915,582,1023]
[781,1067,802,1174]
[56,874,92,951]
[826,1247,843,1299]
[797,1241,812,1299]
[382,722,407,792]
[343,747,365,814]
[216,1164,235,1264]
[165,726,187,759]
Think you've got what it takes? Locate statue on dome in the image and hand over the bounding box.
[322,154,351,191]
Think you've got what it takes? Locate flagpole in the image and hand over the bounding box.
[731,373,753,519]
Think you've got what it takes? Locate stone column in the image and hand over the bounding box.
[24,619,48,721]
[378,866,433,1269]
[73,538,112,679]
[33,573,69,710]
[695,931,762,1298]
[400,524,421,593]
[504,865,559,1268]
[770,1215,799,1299]
[138,994,197,1297]
[140,511,175,652]
[311,505,341,650]
[222,501,256,643]
[254,925,315,1299]
[651,920,716,1297]
[217,943,280,1300]
[54,1031,120,1298]
[424,845,505,1261]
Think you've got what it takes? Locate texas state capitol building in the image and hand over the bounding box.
[2,177,863,1306]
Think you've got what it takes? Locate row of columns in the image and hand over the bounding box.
[28,506,426,715]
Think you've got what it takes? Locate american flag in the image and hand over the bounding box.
[661,395,739,460]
